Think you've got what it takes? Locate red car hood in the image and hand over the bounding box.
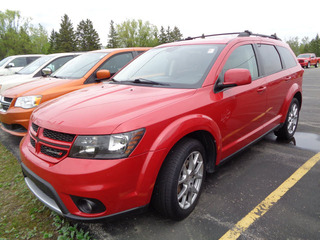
[32,83,196,135]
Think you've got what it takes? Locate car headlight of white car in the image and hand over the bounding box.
[15,95,42,109]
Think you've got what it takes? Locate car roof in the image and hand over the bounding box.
[90,47,151,53]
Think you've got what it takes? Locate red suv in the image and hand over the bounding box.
[20,31,303,221]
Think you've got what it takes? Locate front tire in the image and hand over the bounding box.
[152,138,206,220]
[275,98,300,140]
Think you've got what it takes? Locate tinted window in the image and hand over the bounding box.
[258,44,282,75]
[277,46,298,69]
[10,57,27,67]
[99,52,133,75]
[27,56,40,64]
[221,44,258,81]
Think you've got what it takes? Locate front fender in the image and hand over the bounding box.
[134,114,222,203]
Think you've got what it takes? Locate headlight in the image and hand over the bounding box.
[304,60,308,63]
[69,129,145,159]
[15,95,42,109]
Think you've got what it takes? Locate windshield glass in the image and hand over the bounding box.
[18,55,56,74]
[51,52,108,79]
[297,54,310,58]
[113,44,224,88]
[0,56,13,67]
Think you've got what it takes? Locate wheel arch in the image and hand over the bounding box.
[134,114,221,204]
[279,84,302,123]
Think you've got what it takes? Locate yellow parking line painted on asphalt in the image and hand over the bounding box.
[219,152,320,240]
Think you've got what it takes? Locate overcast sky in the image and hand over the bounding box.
[2,0,319,46]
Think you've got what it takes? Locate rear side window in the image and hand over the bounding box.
[258,44,282,75]
[277,46,298,69]
[221,44,259,81]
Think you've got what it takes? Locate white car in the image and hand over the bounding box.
[0,54,43,76]
[0,53,80,94]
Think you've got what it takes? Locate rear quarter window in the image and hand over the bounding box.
[277,46,298,69]
[257,44,282,75]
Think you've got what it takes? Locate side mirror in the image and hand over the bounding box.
[224,68,252,86]
[96,70,111,81]
[42,68,52,77]
[217,68,252,91]
[5,63,14,68]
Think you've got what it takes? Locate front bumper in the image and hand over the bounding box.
[20,135,164,220]
[0,107,33,136]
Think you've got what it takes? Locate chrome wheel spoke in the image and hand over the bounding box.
[177,150,204,209]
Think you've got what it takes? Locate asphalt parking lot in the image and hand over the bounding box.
[1,68,319,240]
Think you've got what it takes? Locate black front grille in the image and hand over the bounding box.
[4,97,13,102]
[40,145,68,158]
[30,137,36,148]
[43,129,75,142]
[29,122,75,161]
[32,123,39,133]
[0,97,13,111]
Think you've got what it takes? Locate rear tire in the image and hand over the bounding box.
[152,138,206,220]
[275,98,300,140]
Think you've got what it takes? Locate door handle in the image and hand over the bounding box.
[257,86,267,93]
[284,76,292,81]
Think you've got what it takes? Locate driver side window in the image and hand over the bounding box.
[99,52,134,76]
[220,44,258,82]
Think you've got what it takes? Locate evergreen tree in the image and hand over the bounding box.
[159,26,167,44]
[56,14,77,52]
[76,19,101,51]
[107,20,120,48]
[48,29,58,53]
[170,26,183,41]
[309,34,320,57]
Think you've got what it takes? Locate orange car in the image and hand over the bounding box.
[0,48,150,136]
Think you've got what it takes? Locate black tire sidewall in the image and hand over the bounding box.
[153,138,206,220]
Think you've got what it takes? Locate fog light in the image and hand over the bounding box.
[71,196,106,214]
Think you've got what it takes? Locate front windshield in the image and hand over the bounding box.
[18,55,56,74]
[113,44,224,88]
[297,54,310,58]
[0,56,13,67]
[51,52,108,79]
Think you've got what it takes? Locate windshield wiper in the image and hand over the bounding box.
[110,78,169,86]
[132,78,168,86]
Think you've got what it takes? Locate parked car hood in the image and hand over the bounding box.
[3,77,78,98]
[32,83,196,135]
[0,73,37,94]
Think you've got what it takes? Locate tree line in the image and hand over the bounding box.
[2,9,320,60]
[0,10,183,59]
[287,35,320,57]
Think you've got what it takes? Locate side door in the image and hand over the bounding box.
[256,44,293,128]
[214,44,268,159]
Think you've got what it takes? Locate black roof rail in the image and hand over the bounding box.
[182,30,281,41]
